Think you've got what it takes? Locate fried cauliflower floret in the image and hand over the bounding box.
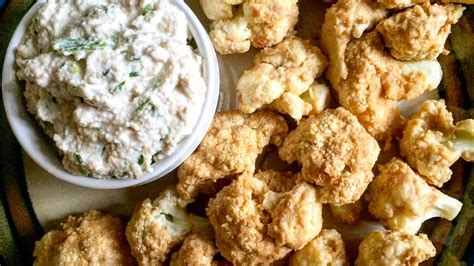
[355,231,436,266]
[254,169,298,192]
[330,201,363,225]
[177,111,288,205]
[209,11,252,54]
[366,158,463,234]
[289,229,349,266]
[33,210,133,266]
[126,188,209,265]
[237,36,328,120]
[207,173,322,265]
[170,233,218,266]
[401,100,474,187]
[336,32,442,140]
[376,0,427,9]
[200,0,243,20]
[377,3,464,61]
[279,108,380,205]
[321,0,388,86]
[243,0,299,49]
[203,0,298,54]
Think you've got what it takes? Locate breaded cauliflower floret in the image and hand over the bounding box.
[170,233,218,266]
[401,100,474,187]
[376,0,427,9]
[377,3,464,61]
[177,111,288,205]
[33,210,134,266]
[200,0,243,20]
[207,172,322,265]
[321,0,388,86]
[330,201,363,225]
[209,11,252,54]
[202,0,298,54]
[366,158,463,234]
[279,108,380,205]
[336,32,442,140]
[254,169,298,192]
[355,231,436,266]
[237,36,328,120]
[243,0,299,49]
[126,188,208,265]
[289,229,349,266]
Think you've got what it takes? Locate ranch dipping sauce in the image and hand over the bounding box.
[15,0,207,179]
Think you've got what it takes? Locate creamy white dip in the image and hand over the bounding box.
[16,0,207,179]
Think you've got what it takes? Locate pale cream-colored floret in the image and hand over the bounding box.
[330,201,363,225]
[177,111,288,206]
[336,31,442,140]
[401,100,474,187]
[170,233,218,266]
[355,231,436,266]
[200,0,243,20]
[237,36,328,120]
[377,3,464,61]
[289,229,349,266]
[367,158,463,234]
[279,108,380,205]
[207,172,322,265]
[209,12,252,54]
[202,0,298,54]
[126,188,209,265]
[300,83,332,115]
[33,210,134,266]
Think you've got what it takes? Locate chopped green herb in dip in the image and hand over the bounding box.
[15,0,206,179]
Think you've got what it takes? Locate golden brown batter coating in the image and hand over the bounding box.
[289,229,349,266]
[401,100,474,187]
[321,0,388,86]
[177,111,288,205]
[336,31,442,140]
[33,210,134,266]
[207,173,322,265]
[126,189,208,265]
[170,233,218,266]
[377,3,464,61]
[201,0,298,54]
[279,108,380,205]
[366,158,463,234]
[237,36,328,120]
[330,201,363,225]
[355,231,436,266]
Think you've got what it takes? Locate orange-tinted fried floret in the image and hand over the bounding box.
[355,231,436,266]
[279,107,380,205]
[177,111,288,206]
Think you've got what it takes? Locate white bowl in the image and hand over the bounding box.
[2,0,219,189]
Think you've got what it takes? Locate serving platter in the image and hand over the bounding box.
[0,0,473,265]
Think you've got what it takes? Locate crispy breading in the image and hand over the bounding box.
[355,231,436,266]
[377,3,464,61]
[336,31,442,140]
[376,0,427,8]
[209,12,252,54]
[207,173,322,265]
[321,0,388,86]
[254,169,298,192]
[202,0,298,54]
[33,210,134,266]
[330,201,363,225]
[170,233,218,266]
[401,100,473,187]
[200,0,243,20]
[289,229,349,266]
[243,0,299,49]
[126,189,208,265]
[279,108,380,205]
[237,36,328,120]
[177,111,288,206]
[366,158,463,233]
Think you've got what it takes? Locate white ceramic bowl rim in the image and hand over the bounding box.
[1,0,219,189]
